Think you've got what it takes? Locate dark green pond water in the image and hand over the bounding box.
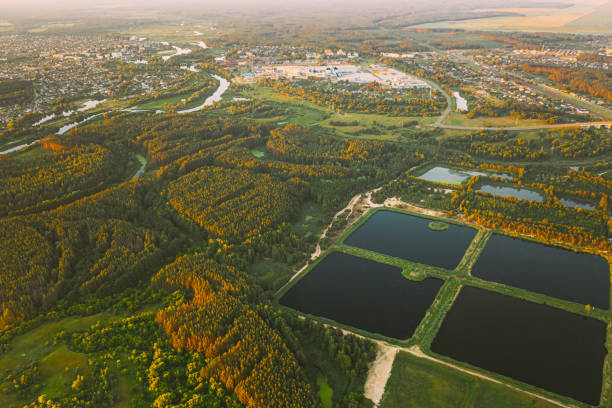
[279,252,443,339]
[431,286,607,405]
[472,234,609,309]
[343,211,477,270]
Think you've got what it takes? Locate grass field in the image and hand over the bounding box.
[0,313,118,407]
[250,148,265,158]
[380,352,559,408]
[293,201,328,239]
[243,84,437,142]
[428,221,449,231]
[249,260,295,292]
[317,376,333,408]
[38,345,89,397]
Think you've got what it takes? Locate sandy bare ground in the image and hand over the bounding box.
[364,343,399,406]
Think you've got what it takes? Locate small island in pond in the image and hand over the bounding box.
[428,221,449,231]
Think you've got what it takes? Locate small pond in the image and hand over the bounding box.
[559,198,596,211]
[478,185,543,202]
[417,166,511,185]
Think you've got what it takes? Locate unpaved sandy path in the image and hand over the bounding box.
[364,343,399,406]
[275,191,367,295]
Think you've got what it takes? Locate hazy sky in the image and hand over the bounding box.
[1,0,605,18]
[0,0,431,18]
[0,0,560,14]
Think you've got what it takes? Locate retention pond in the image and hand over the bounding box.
[431,286,607,405]
[344,211,476,270]
[472,234,609,309]
[280,252,443,339]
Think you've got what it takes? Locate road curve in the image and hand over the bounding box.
[425,79,452,126]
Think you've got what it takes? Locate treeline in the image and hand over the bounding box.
[459,192,609,250]
[372,167,610,251]
[275,313,377,407]
[427,39,483,50]
[226,100,285,118]
[443,128,611,161]
[0,180,174,330]
[443,130,546,161]
[166,166,300,240]
[60,311,242,407]
[466,100,583,122]
[549,127,611,158]
[267,124,392,165]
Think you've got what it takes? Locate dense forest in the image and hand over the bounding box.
[0,111,420,407]
[442,128,611,161]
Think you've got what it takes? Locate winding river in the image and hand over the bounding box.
[3,73,228,155]
[162,46,192,61]
[57,112,106,135]
[178,75,230,113]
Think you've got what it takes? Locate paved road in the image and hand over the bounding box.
[424,66,612,131]
[422,48,612,131]
[425,79,452,126]
[429,121,612,131]
[536,84,612,121]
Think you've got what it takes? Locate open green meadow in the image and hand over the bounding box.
[0,313,118,407]
[241,84,436,141]
[381,352,559,408]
